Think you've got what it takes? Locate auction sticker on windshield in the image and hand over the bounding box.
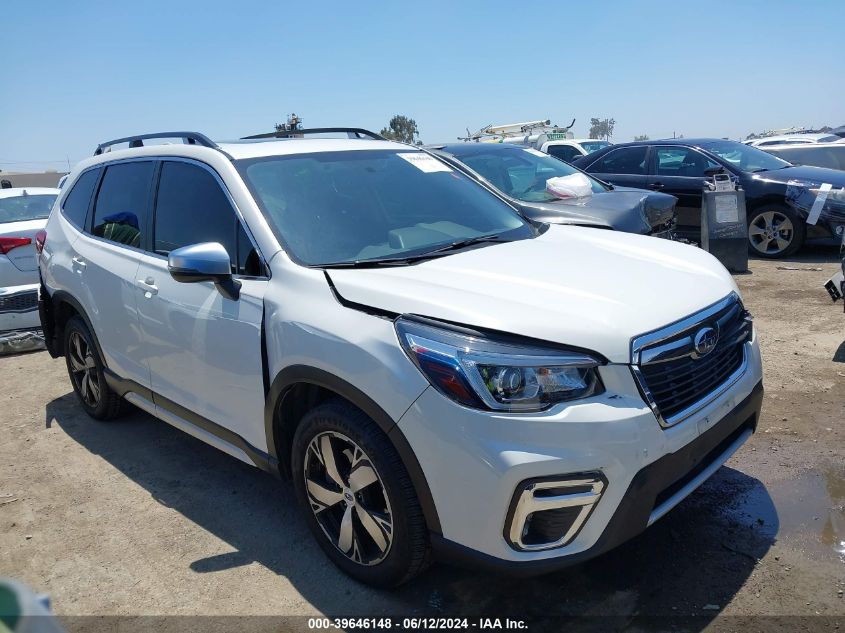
[397,153,453,173]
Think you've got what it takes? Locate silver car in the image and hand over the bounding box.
[0,187,60,340]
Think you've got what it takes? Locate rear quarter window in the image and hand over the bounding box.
[61,169,100,229]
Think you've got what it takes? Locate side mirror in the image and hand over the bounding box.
[168,242,241,300]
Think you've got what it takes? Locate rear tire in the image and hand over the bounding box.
[747,204,805,259]
[291,399,431,587]
[64,316,123,420]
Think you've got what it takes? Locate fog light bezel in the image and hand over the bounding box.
[503,472,606,552]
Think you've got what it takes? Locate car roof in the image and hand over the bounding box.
[78,137,414,172]
[0,187,61,199]
[433,142,531,156]
[753,133,835,143]
[766,142,845,150]
[216,137,410,160]
[589,138,741,150]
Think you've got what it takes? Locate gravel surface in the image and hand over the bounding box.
[1,248,843,629]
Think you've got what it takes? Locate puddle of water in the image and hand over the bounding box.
[726,465,845,561]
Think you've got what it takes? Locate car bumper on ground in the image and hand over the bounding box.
[398,336,764,571]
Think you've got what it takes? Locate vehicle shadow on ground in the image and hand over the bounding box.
[48,393,776,630]
[749,244,841,266]
[833,341,845,363]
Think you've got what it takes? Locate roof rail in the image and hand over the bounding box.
[241,127,386,141]
[94,132,219,155]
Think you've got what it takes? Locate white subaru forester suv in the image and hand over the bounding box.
[38,129,763,587]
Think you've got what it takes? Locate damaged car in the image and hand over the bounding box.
[1,187,59,353]
[40,129,762,587]
[573,139,845,258]
[430,143,678,238]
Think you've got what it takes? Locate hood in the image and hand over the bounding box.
[327,226,737,363]
[519,188,676,235]
[751,165,845,187]
[755,167,845,224]
[605,187,677,229]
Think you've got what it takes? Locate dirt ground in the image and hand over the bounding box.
[1,248,844,631]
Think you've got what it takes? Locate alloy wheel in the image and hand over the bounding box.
[68,331,101,407]
[303,431,393,565]
[749,210,794,256]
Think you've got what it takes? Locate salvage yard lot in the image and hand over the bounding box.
[1,250,844,624]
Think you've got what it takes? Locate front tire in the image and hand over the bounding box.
[64,316,123,420]
[291,400,430,587]
[747,205,805,258]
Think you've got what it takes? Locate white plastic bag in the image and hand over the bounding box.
[545,173,593,200]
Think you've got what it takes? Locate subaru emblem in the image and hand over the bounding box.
[693,326,719,358]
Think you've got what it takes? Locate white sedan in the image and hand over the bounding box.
[1,187,60,338]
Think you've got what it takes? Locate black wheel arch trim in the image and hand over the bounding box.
[43,288,106,363]
[264,364,442,534]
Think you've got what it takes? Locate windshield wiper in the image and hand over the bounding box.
[317,235,512,269]
[418,234,512,255]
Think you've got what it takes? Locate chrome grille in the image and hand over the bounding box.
[0,290,38,313]
[631,293,752,428]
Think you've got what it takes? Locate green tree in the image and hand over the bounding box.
[380,115,420,144]
[589,117,616,141]
[633,134,649,141]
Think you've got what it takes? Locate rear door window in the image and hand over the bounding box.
[655,147,721,177]
[61,169,99,229]
[589,146,649,175]
[91,162,155,248]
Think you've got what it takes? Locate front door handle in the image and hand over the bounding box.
[648,182,665,190]
[137,277,158,296]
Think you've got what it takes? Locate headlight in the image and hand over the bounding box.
[395,317,602,412]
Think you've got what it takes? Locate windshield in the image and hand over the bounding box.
[579,141,611,154]
[697,140,791,173]
[0,194,57,223]
[455,145,607,203]
[238,150,533,266]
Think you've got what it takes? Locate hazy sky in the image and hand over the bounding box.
[2,0,843,172]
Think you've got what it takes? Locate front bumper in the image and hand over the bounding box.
[398,335,763,568]
[432,379,762,574]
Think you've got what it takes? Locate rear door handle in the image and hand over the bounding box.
[648,182,665,190]
[137,277,158,296]
[71,256,86,271]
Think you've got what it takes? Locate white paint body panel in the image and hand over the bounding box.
[71,232,147,384]
[135,253,268,450]
[329,225,740,363]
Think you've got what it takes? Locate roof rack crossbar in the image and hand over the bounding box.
[241,127,386,141]
[94,132,219,155]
